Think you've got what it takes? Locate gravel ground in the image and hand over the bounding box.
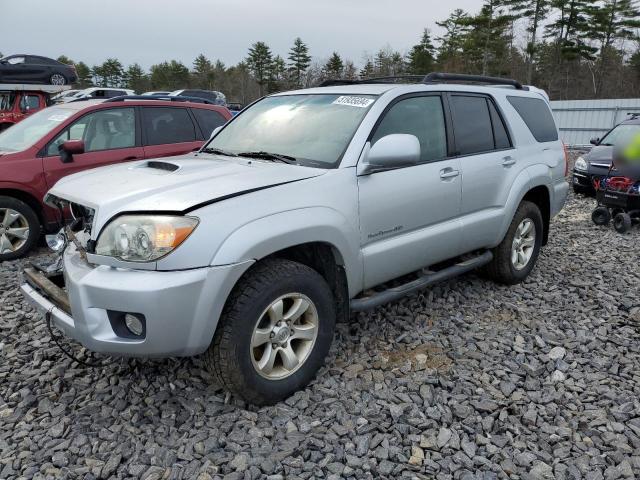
[1,190,640,480]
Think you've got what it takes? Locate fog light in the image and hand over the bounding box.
[124,314,144,336]
[45,230,67,252]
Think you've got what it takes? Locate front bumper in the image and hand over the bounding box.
[21,245,253,357]
[572,169,594,189]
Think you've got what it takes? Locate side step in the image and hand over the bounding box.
[350,250,493,312]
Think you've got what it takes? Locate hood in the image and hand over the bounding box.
[49,154,326,227]
[586,145,613,165]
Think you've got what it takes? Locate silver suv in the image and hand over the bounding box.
[22,74,569,404]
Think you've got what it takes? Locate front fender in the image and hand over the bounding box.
[211,207,363,297]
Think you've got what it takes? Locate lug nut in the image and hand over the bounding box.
[272,343,278,349]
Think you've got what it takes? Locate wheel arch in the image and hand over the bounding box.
[521,185,551,245]
[0,187,45,227]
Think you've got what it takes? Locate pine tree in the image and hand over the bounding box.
[407,29,436,75]
[436,9,472,70]
[544,0,593,62]
[74,62,93,87]
[192,54,213,89]
[246,41,273,95]
[287,37,311,88]
[124,63,147,93]
[56,55,74,65]
[324,52,344,78]
[269,55,286,93]
[359,59,375,79]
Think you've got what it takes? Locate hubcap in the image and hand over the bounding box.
[250,293,319,380]
[0,208,29,254]
[511,218,536,270]
[51,74,65,85]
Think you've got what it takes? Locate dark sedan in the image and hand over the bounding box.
[0,55,77,85]
[572,117,640,195]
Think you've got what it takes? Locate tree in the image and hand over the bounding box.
[544,0,593,62]
[124,63,148,93]
[359,59,375,79]
[407,29,436,74]
[56,55,74,65]
[269,55,286,93]
[436,9,472,71]
[74,61,93,88]
[324,52,344,78]
[246,41,273,96]
[193,54,214,89]
[92,58,124,87]
[150,60,190,90]
[287,37,311,88]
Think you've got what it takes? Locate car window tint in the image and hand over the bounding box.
[450,95,494,155]
[192,108,226,138]
[371,96,447,162]
[142,107,196,145]
[7,56,25,65]
[507,96,558,143]
[47,108,135,155]
[488,101,511,149]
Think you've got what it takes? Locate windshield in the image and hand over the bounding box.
[600,124,640,146]
[206,94,377,167]
[0,92,16,111]
[0,106,74,153]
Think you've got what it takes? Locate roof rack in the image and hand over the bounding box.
[104,95,217,105]
[318,72,525,90]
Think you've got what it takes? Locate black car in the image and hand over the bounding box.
[572,116,640,195]
[0,55,77,85]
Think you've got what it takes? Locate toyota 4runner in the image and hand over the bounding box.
[21,73,569,405]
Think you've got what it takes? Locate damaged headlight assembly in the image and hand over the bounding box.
[95,215,199,262]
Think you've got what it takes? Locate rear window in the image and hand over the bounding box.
[192,108,227,139]
[508,96,558,143]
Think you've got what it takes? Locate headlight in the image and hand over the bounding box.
[574,157,588,171]
[96,215,199,262]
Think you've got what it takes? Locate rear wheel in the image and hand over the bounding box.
[592,207,611,226]
[613,212,632,234]
[205,258,336,405]
[484,201,543,285]
[0,196,40,261]
[49,73,67,85]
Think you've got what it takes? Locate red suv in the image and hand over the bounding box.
[0,98,231,260]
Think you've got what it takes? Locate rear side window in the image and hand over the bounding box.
[507,96,558,142]
[488,101,511,149]
[192,108,227,139]
[142,107,196,145]
[450,95,494,155]
[371,95,447,163]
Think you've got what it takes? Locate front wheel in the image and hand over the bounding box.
[483,201,543,285]
[49,73,67,85]
[205,258,336,405]
[0,196,41,261]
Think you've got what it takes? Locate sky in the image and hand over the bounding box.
[2,0,484,69]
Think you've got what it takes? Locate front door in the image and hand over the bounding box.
[357,94,463,289]
[43,107,143,188]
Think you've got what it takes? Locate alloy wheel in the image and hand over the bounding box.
[0,208,30,254]
[511,218,536,270]
[250,293,319,380]
[50,74,66,85]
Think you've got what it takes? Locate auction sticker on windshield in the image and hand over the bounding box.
[332,96,375,108]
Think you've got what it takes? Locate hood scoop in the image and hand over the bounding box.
[143,161,180,173]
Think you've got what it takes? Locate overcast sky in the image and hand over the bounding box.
[3,0,484,69]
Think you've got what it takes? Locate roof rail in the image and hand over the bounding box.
[103,95,217,105]
[422,72,525,90]
[318,75,426,87]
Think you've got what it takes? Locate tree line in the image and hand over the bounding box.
[37,0,640,102]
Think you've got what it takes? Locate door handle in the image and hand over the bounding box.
[440,168,460,179]
[502,156,516,167]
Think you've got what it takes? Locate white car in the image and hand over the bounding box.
[64,87,134,102]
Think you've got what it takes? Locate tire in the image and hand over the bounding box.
[205,258,336,405]
[484,201,543,285]
[592,207,611,226]
[49,73,67,85]
[0,196,41,261]
[613,212,632,234]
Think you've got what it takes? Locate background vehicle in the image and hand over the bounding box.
[0,98,231,260]
[65,87,135,102]
[170,89,226,105]
[142,91,171,96]
[0,84,70,131]
[573,115,640,195]
[0,55,77,85]
[52,89,81,103]
[22,73,569,404]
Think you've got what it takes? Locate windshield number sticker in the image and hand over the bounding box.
[48,114,69,122]
[333,96,374,108]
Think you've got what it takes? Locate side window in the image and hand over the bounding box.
[192,108,227,139]
[371,96,447,163]
[46,108,136,155]
[507,96,558,143]
[142,107,197,145]
[92,90,105,98]
[450,95,494,155]
[488,101,511,149]
[7,56,25,65]
[20,95,40,110]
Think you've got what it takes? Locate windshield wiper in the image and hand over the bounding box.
[237,151,298,164]
[200,147,237,157]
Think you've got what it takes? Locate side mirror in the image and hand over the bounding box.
[360,134,421,174]
[59,140,85,163]
[590,137,600,146]
[210,126,222,139]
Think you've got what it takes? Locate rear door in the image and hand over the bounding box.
[1,56,28,82]
[357,93,463,288]
[141,106,202,158]
[42,107,144,188]
[448,93,519,251]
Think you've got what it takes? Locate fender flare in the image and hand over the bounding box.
[211,207,364,297]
